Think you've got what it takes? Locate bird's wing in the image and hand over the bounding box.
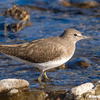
[0,38,66,63]
[18,39,65,63]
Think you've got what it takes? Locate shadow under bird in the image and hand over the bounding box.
[0,29,92,84]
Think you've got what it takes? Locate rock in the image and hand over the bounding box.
[47,63,66,71]
[12,90,47,100]
[3,3,29,21]
[0,90,47,100]
[46,89,66,100]
[76,57,90,68]
[30,91,47,100]
[7,89,19,96]
[70,0,99,8]
[71,83,94,95]
[60,1,71,7]
[66,57,90,69]
[94,81,100,95]
[64,80,100,100]
[0,79,29,94]
[84,81,100,100]
[2,3,30,34]
[58,63,66,69]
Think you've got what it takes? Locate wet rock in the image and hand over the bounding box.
[0,90,47,100]
[70,0,99,8]
[0,79,29,95]
[58,63,66,69]
[46,63,66,72]
[1,3,30,34]
[46,89,66,100]
[66,57,90,69]
[5,21,33,33]
[26,91,47,100]
[7,89,19,96]
[17,90,47,100]
[76,57,90,68]
[64,80,100,100]
[6,23,22,33]
[60,1,71,7]
[3,3,30,21]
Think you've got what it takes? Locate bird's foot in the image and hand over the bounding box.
[43,72,49,80]
[38,71,50,88]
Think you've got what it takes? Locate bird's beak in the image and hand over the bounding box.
[82,35,93,39]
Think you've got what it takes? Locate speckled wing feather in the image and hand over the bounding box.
[0,37,66,63]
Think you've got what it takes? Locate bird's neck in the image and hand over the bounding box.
[60,36,76,56]
[60,36,76,46]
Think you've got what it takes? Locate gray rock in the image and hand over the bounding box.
[85,81,100,100]
[71,83,94,96]
[64,80,100,100]
[0,79,29,93]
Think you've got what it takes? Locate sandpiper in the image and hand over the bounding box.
[0,29,91,83]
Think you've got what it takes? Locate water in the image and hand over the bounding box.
[0,0,100,91]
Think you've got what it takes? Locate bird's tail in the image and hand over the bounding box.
[0,45,19,56]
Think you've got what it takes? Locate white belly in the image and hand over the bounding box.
[35,57,69,71]
[6,55,70,71]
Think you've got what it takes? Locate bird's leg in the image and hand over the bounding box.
[43,71,49,79]
[38,71,43,84]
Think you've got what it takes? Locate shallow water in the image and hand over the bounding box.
[0,0,100,92]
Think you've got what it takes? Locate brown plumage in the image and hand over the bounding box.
[0,36,74,63]
[0,29,91,84]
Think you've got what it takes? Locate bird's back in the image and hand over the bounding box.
[0,36,72,63]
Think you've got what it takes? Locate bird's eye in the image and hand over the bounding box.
[74,34,77,36]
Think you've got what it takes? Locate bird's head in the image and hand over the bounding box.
[60,29,92,43]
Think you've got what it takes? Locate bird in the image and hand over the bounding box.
[0,29,91,84]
